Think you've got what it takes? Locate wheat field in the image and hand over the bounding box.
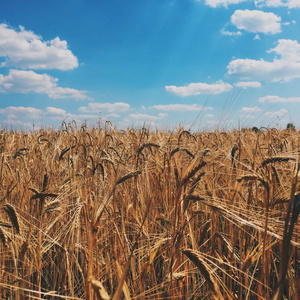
[0,122,299,299]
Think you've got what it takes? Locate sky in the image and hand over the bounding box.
[0,0,300,131]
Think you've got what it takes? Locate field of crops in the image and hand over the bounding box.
[0,123,299,299]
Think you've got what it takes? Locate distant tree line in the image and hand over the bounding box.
[248,123,296,132]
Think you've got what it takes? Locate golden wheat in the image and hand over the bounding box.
[0,126,298,299]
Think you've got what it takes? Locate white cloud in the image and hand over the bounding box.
[151,104,213,111]
[241,106,262,112]
[204,0,247,8]
[165,80,232,97]
[256,0,300,8]
[227,59,299,81]
[0,24,78,70]
[206,120,222,126]
[235,81,262,88]
[46,107,67,115]
[259,95,300,103]
[0,69,90,100]
[59,114,99,122]
[231,10,281,34]
[79,102,130,113]
[48,113,99,123]
[107,113,121,118]
[264,109,288,117]
[129,113,167,121]
[227,39,300,82]
[205,114,214,118]
[254,34,261,40]
[221,29,242,36]
[287,0,300,8]
[47,87,91,100]
[73,114,100,121]
[1,119,34,129]
[0,106,110,129]
[269,39,300,61]
[0,106,42,120]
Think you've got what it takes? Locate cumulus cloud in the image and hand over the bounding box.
[259,95,300,102]
[0,105,106,129]
[240,106,262,112]
[0,24,78,70]
[1,119,33,128]
[0,106,42,120]
[269,39,300,61]
[227,39,300,82]
[46,107,67,115]
[235,81,262,88]
[204,0,247,8]
[165,80,232,97]
[0,69,90,100]
[151,104,213,111]
[231,10,282,34]
[264,108,288,117]
[79,102,130,113]
[255,0,300,8]
[129,113,167,121]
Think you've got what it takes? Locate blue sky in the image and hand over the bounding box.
[0,0,300,130]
